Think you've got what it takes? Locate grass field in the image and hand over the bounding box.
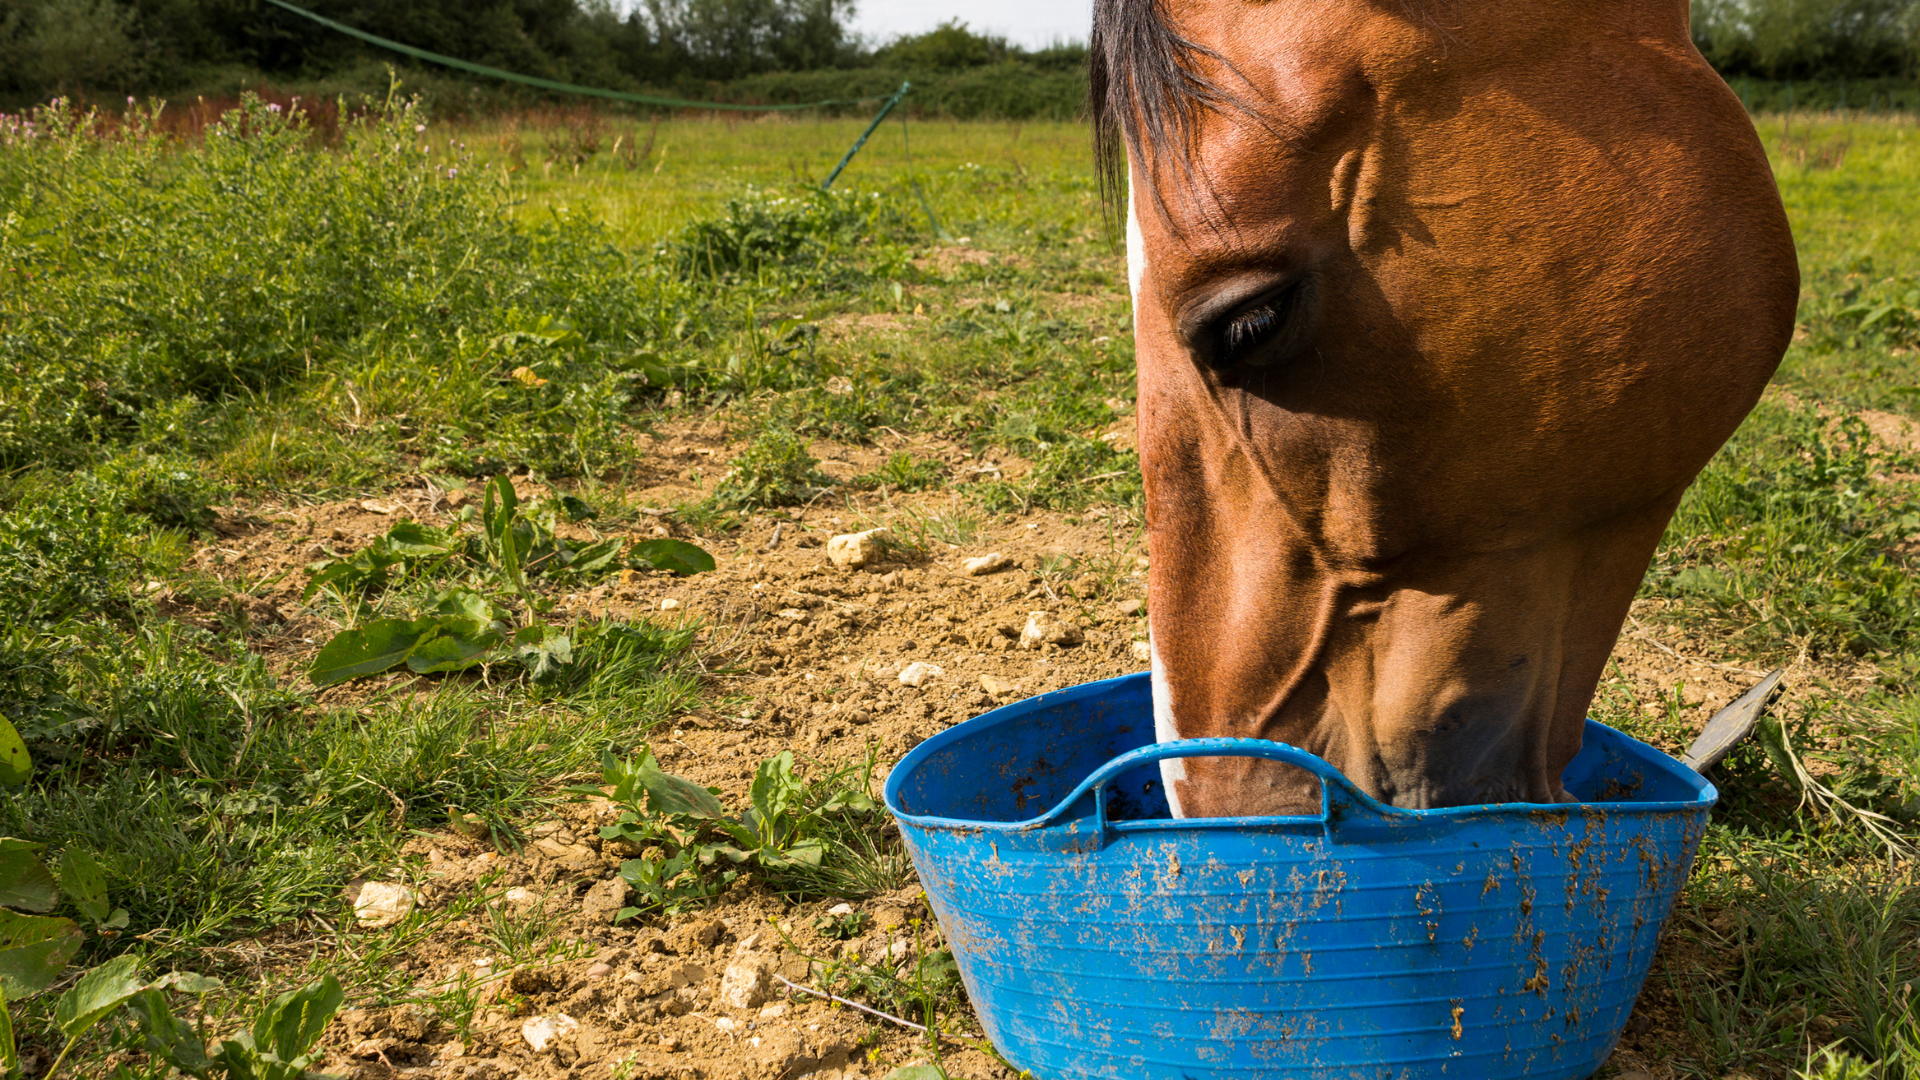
[1,92,1917,1080]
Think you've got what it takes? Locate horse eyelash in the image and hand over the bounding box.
[1220,304,1281,358]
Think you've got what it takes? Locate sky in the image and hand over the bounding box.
[848,0,1091,50]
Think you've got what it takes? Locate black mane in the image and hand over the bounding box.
[1088,0,1252,225]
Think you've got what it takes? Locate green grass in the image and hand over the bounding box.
[4,90,1920,1078]
[1764,112,1920,414]
[468,111,1093,247]
[1582,111,1920,1080]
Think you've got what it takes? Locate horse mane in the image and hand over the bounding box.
[1089,0,1250,226]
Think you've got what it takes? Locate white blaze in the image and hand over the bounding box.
[1130,169,1185,816]
[1150,635,1187,817]
[1125,166,1148,304]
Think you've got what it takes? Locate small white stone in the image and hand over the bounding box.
[714,1016,741,1033]
[827,902,855,916]
[898,661,945,687]
[520,1013,578,1053]
[979,674,1023,698]
[720,955,772,1010]
[1130,640,1152,663]
[1021,611,1084,649]
[759,1002,790,1019]
[827,527,890,570]
[961,552,1011,576]
[660,597,682,611]
[580,877,631,925]
[353,881,415,929]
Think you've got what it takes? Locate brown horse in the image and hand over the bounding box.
[1093,0,1798,815]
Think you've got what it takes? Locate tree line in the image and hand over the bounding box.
[0,0,1081,103]
[0,0,1915,107]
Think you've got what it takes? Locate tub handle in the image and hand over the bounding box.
[1047,737,1383,832]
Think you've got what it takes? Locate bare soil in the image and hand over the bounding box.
[176,424,1833,1080]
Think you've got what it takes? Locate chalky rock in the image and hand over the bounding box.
[520,1013,578,1053]
[580,876,630,925]
[961,552,1011,576]
[353,881,415,929]
[979,674,1023,698]
[531,837,601,875]
[898,661,944,687]
[1130,640,1152,663]
[719,955,773,1010]
[827,527,890,570]
[1020,611,1084,649]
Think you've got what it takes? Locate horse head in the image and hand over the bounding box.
[1093,0,1799,813]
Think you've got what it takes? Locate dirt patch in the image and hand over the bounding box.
[183,427,1817,1080]
[910,245,1017,276]
[1860,408,1920,454]
[326,822,991,1080]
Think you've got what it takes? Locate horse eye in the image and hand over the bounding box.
[1203,276,1317,369]
[1219,305,1282,360]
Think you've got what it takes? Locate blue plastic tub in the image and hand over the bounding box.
[884,672,1714,1080]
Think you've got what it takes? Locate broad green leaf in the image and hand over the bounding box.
[558,494,597,522]
[251,974,345,1063]
[209,1035,267,1080]
[630,538,716,577]
[301,545,404,600]
[150,971,223,994]
[513,625,573,683]
[778,838,827,869]
[588,748,651,806]
[916,948,960,988]
[636,759,727,819]
[405,619,503,674]
[819,788,878,814]
[0,841,56,912]
[54,954,143,1040]
[127,987,213,1078]
[563,537,625,577]
[1859,303,1899,329]
[882,1067,949,1080]
[56,849,109,926]
[483,474,518,542]
[308,616,438,686]
[0,910,81,997]
[431,588,499,626]
[384,521,457,556]
[697,842,755,866]
[0,718,27,787]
